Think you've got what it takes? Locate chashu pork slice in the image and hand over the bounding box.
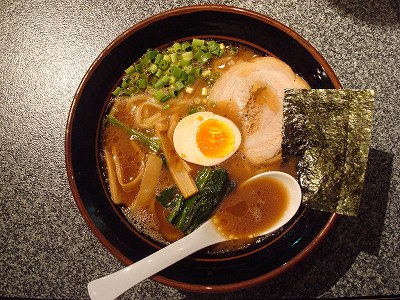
[209,56,310,165]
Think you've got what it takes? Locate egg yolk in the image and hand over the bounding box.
[196,119,235,158]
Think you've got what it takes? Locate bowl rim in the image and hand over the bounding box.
[65,4,340,293]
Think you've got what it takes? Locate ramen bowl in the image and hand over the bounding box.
[65,5,339,292]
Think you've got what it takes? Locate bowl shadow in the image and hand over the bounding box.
[182,148,393,299]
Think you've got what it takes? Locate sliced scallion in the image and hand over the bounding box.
[181,41,192,52]
[113,38,234,102]
[155,69,163,78]
[154,53,163,65]
[192,38,204,47]
[171,42,182,54]
[158,60,169,70]
[153,90,170,102]
[135,63,144,73]
[175,81,185,91]
[181,59,191,67]
[124,65,135,75]
[137,78,147,89]
[154,78,165,89]
[149,64,158,74]
[171,65,182,79]
[181,51,193,61]
[112,86,122,96]
[147,49,158,60]
[168,88,178,98]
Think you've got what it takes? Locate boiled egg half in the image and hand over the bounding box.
[173,112,241,166]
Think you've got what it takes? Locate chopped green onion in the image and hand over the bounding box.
[181,41,192,52]
[175,81,185,91]
[198,52,213,64]
[170,52,178,63]
[154,78,165,89]
[186,74,195,84]
[163,54,171,62]
[112,86,122,96]
[192,38,205,47]
[137,78,147,89]
[184,65,194,75]
[193,49,204,60]
[181,51,193,61]
[168,88,178,98]
[141,56,150,65]
[155,69,163,78]
[171,42,183,54]
[135,63,144,73]
[149,64,158,74]
[207,41,219,52]
[147,49,158,60]
[158,60,169,70]
[181,59,191,67]
[113,39,233,100]
[161,74,170,84]
[179,71,188,82]
[169,76,176,84]
[124,65,135,75]
[154,53,163,65]
[121,79,128,88]
[171,65,182,78]
[153,90,170,102]
[194,67,202,77]
[212,48,221,56]
[127,85,139,94]
[151,76,158,85]
[199,45,208,52]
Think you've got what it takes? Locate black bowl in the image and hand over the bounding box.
[65,5,340,292]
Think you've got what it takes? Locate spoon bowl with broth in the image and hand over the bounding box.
[88,171,302,300]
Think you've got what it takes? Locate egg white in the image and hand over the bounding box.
[173,112,241,166]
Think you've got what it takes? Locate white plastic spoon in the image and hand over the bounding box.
[88,171,302,300]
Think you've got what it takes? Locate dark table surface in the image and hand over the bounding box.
[1,1,399,299]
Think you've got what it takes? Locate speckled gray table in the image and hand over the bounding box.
[1,1,399,299]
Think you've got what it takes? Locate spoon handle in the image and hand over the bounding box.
[87,221,223,300]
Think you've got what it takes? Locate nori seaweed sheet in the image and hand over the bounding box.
[282,89,374,216]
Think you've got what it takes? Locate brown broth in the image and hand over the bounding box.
[213,176,289,239]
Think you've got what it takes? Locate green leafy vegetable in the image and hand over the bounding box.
[156,167,236,234]
[156,167,212,223]
[106,115,161,153]
[156,186,183,222]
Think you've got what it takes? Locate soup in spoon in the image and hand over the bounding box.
[213,174,290,239]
